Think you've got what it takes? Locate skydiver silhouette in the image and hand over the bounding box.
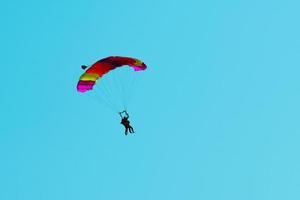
[119,111,134,135]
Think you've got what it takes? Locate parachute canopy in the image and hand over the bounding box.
[77,56,147,92]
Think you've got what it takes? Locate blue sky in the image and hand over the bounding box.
[1,0,300,199]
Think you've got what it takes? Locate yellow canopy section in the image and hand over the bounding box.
[79,73,100,81]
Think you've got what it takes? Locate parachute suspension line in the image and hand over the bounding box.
[112,69,127,110]
[122,67,136,110]
[96,81,119,111]
[93,84,119,112]
[86,90,118,112]
[124,73,137,110]
[98,79,113,104]
[94,75,121,112]
[104,71,121,109]
[98,70,127,112]
[94,87,117,111]
[123,68,132,109]
[121,70,131,110]
[103,68,121,111]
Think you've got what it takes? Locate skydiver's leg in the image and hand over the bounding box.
[129,126,134,133]
[128,126,132,133]
[125,127,128,135]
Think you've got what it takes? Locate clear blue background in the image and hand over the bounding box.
[1,0,300,199]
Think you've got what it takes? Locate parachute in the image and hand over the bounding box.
[77,56,146,92]
[77,56,147,111]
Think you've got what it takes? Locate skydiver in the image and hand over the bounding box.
[119,111,135,135]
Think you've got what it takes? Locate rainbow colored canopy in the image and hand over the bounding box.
[77,56,147,92]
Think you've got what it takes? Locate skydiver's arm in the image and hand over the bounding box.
[125,112,129,118]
